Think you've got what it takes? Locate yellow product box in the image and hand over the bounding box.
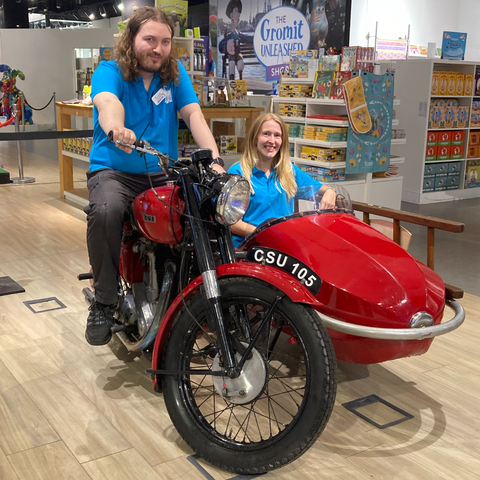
[301,146,316,155]
[464,75,474,96]
[446,72,456,96]
[456,105,469,127]
[455,73,465,96]
[431,71,439,95]
[438,72,448,96]
[318,126,348,134]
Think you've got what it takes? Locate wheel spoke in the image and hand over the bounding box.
[179,292,311,446]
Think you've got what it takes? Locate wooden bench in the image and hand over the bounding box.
[352,200,465,299]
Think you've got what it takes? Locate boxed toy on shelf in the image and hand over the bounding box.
[279,83,313,98]
[278,102,306,118]
[300,146,346,162]
[340,46,375,72]
[465,160,480,188]
[312,71,334,98]
[174,45,190,71]
[228,79,248,106]
[300,164,346,182]
[289,49,318,78]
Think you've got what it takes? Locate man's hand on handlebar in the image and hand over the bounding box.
[107,127,136,153]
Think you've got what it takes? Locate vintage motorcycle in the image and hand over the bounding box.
[80,139,464,475]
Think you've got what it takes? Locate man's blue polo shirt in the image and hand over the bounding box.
[89,60,198,174]
[228,162,322,247]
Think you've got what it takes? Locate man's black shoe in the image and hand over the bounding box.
[85,301,116,346]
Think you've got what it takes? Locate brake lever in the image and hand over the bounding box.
[107,130,172,175]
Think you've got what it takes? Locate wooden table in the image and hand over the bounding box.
[55,102,263,206]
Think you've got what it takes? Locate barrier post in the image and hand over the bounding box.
[10,104,35,185]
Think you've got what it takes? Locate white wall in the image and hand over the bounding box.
[349,0,479,61]
[0,21,118,125]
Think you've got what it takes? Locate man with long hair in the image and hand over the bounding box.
[85,7,223,346]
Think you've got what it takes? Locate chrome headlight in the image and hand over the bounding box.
[214,174,250,226]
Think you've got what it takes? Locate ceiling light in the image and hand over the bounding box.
[87,8,95,20]
[116,1,124,11]
[99,5,106,17]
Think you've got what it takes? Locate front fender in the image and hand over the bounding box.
[151,262,321,387]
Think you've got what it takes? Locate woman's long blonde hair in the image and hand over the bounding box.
[240,113,297,198]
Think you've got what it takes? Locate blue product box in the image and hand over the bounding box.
[424,164,436,176]
[423,176,435,192]
[434,176,448,191]
[435,163,448,175]
[446,173,460,189]
[448,161,462,174]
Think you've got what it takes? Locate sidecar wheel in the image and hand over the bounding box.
[162,277,337,474]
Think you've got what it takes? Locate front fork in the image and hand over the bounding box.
[182,175,238,377]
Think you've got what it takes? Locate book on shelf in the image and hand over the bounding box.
[312,71,334,99]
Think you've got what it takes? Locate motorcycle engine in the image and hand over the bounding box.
[118,294,138,325]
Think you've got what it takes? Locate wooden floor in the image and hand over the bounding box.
[0,143,480,479]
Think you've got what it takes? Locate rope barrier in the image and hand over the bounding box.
[0,116,15,128]
[24,93,55,111]
[0,129,93,141]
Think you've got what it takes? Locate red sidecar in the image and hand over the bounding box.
[239,187,464,364]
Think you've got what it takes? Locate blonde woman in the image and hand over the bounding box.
[228,113,337,247]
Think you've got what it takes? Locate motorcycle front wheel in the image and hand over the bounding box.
[162,277,337,474]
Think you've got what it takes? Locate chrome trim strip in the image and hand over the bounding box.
[202,269,220,299]
[315,299,465,340]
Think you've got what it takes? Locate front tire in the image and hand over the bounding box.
[162,277,337,474]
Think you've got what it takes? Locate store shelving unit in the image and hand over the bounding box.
[173,37,206,77]
[378,58,480,204]
[273,82,404,209]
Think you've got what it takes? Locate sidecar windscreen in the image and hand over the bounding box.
[237,185,353,251]
[294,184,353,214]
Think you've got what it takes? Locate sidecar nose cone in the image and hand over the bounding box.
[409,311,434,328]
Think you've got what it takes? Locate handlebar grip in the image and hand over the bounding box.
[107,130,114,142]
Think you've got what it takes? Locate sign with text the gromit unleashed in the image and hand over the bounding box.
[253,6,310,82]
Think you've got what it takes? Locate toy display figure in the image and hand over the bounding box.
[169,10,185,37]
[218,0,252,80]
[0,64,33,125]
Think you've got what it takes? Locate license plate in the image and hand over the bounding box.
[245,246,322,296]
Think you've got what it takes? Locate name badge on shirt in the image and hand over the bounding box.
[152,88,166,105]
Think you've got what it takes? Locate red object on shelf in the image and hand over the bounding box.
[307,114,348,121]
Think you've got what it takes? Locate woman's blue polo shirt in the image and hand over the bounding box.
[89,60,198,174]
[228,162,322,247]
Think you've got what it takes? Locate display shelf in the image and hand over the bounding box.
[427,128,469,131]
[381,58,480,204]
[426,158,467,164]
[274,87,405,209]
[280,77,314,84]
[62,150,89,163]
[292,157,346,169]
[279,116,306,124]
[390,156,405,164]
[273,97,307,104]
[372,175,404,183]
[305,118,349,127]
[294,138,347,148]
